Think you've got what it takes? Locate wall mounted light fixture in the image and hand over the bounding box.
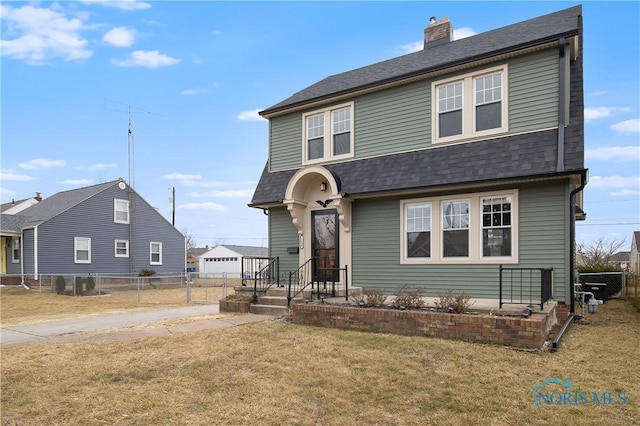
[320,182,327,191]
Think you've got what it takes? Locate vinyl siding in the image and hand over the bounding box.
[268,47,559,172]
[34,185,184,275]
[509,48,558,133]
[268,207,299,275]
[351,181,570,302]
[22,229,35,276]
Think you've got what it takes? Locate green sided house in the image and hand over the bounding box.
[249,6,587,316]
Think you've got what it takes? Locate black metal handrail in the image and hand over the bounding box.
[288,259,349,306]
[288,257,315,307]
[499,265,553,310]
[241,256,279,303]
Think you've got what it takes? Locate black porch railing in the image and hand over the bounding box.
[287,258,349,306]
[241,256,279,303]
[499,265,553,310]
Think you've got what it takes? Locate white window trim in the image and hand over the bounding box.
[441,198,471,260]
[114,198,130,224]
[11,238,20,263]
[115,239,129,258]
[74,237,91,264]
[150,242,162,265]
[432,64,509,145]
[302,102,354,165]
[401,201,432,263]
[400,189,518,265]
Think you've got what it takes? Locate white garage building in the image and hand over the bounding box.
[198,245,269,277]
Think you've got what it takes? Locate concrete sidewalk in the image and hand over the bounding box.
[0,304,276,346]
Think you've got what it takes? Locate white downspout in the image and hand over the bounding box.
[33,225,38,279]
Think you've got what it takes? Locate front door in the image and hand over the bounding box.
[312,209,339,282]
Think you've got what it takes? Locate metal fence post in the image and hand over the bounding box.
[186,272,192,303]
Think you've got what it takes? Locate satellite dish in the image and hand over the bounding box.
[118,181,126,190]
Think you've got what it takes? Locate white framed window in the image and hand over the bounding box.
[74,237,91,264]
[11,237,20,263]
[150,242,162,265]
[432,65,508,144]
[114,199,129,224]
[442,200,470,258]
[400,190,518,264]
[115,239,129,258]
[303,102,354,164]
[481,196,513,258]
[402,202,432,261]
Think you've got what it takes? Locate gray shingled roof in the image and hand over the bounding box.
[0,214,28,234]
[220,245,269,257]
[261,5,582,116]
[250,128,585,206]
[13,181,119,228]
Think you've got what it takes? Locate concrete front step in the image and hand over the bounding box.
[250,304,289,316]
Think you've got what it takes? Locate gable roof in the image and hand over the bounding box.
[261,5,582,116]
[11,181,120,228]
[0,214,28,235]
[203,245,269,257]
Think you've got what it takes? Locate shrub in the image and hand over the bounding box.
[391,285,424,310]
[55,276,66,294]
[85,274,96,292]
[74,276,83,295]
[434,289,474,314]
[139,268,156,277]
[351,288,387,307]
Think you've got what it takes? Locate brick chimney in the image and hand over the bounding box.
[34,192,42,202]
[424,16,453,49]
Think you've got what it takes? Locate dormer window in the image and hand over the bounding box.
[303,102,354,165]
[433,65,508,144]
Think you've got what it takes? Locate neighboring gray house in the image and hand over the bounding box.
[1,179,185,284]
[631,231,640,274]
[249,6,586,313]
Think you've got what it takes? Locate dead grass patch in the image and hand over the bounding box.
[0,286,233,326]
[1,300,638,425]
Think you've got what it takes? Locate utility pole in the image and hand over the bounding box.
[171,186,176,226]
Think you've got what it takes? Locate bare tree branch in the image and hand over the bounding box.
[577,236,626,267]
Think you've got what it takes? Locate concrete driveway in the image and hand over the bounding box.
[1,304,275,346]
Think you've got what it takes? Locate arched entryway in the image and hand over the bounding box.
[283,165,351,286]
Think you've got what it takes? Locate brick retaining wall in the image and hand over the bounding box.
[293,303,557,349]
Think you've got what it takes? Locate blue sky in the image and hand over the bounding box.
[1,1,639,251]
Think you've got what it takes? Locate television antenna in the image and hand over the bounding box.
[104,98,157,188]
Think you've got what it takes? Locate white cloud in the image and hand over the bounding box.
[179,202,227,212]
[76,162,118,171]
[211,30,222,36]
[18,158,66,169]
[611,118,640,134]
[399,41,423,54]
[453,27,477,40]
[181,180,256,188]
[237,109,265,122]
[588,175,640,189]
[585,146,640,162]
[0,169,35,181]
[102,26,136,47]
[162,173,202,180]
[0,4,92,64]
[205,189,255,198]
[584,107,631,121]
[80,0,151,11]
[611,189,640,197]
[111,50,180,68]
[587,91,607,97]
[181,88,207,95]
[60,179,93,185]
